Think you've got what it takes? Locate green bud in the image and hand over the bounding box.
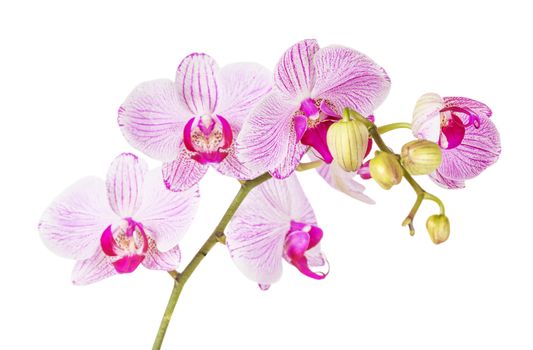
[401,140,442,175]
[426,214,450,244]
[327,111,369,172]
[369,151,403,190]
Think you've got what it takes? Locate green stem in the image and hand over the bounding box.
[152,172,272,350]
[296,160,323,171]
[377,122,411,134]
[349,109,445,235]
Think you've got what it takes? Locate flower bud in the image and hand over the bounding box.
[369,151,403,189]
[426,214,450,244]
[327,111,369,172]
[401,140,442,175]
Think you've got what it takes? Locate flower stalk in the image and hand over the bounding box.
[348,109,445,236]
[152,172,272,350]
[377,122,412,134]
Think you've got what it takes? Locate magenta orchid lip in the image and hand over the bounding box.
[38,39,500,349]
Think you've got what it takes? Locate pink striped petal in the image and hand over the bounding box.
[118,79,188,162]
[106,153,148,217]
[135,169,199,251]
[237,91,299,174]
[437,115,500,181]
[309,152,374,204]
[39,177,117,260]
[412,93,444,143]
[162,147,208,191]
[429,170,465,189]
[270,119,308,179]
[311,46,391,116]
[216,62,272,130]
[443,96,492,119]
[176,53,219,115]
[213,145,263,180]
[72,249,116,285]
[274,39,319,99]
[142,244,181,270]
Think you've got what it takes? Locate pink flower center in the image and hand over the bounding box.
[438,106,480,149]
[183,114,233,164]
[293,98,340,163]
[100,218,149,274]
[283,220,327,280]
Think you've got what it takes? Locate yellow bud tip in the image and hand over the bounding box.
[426,214,450,244]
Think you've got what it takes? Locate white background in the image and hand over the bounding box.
[1,1,531,349]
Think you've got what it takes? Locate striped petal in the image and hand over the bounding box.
[213,144,263,180]
[270,119,308,179]
[312,46,391,116]
[162,147,208,191]
[437,115,500,181]
[412,93,444,142]
[429,170,466,189]
[236,91,299,175]
[216,62,272,130]
[135,169,200,251]
[72,249,116,285]
[443,96,492,119]
[106,153,148,217]
[274,39,320,99]
[39,177,117,260]
[142,244,181,271]
[176,53,219,116]
[118,79,188,162]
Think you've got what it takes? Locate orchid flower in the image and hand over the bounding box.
[237,39,390,180]
[38,153,199,285]
[412,93,501,188]
[118,53,272,191]
[225,174,327,290]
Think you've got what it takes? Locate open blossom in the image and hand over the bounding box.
[118,53,271,191]
[38,153,199,285]
[226,174,327,290]
[412,93,501,188]
[237,39,390,179]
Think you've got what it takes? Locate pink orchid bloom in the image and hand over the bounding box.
[412,93,501,188]
[237,39,390,179]
[226,174,327,290]
[38,153,199,285]
[118,53,272,192]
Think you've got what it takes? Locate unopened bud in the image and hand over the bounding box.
[401,140,442,175]
[426,214,450,244]
[327,110,369,172]
[369,151,403,189]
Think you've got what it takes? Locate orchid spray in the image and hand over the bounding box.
[38,39,500,349]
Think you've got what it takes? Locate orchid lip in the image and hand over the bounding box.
[183,114,233,164]
[440,106,481,128]
[294,98,339,163]
[284,221,328,280]
[100,218,149,274]
[438,106,481,150]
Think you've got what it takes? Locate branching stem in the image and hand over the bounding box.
[349,109,445,235]
[152,172,272,350]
